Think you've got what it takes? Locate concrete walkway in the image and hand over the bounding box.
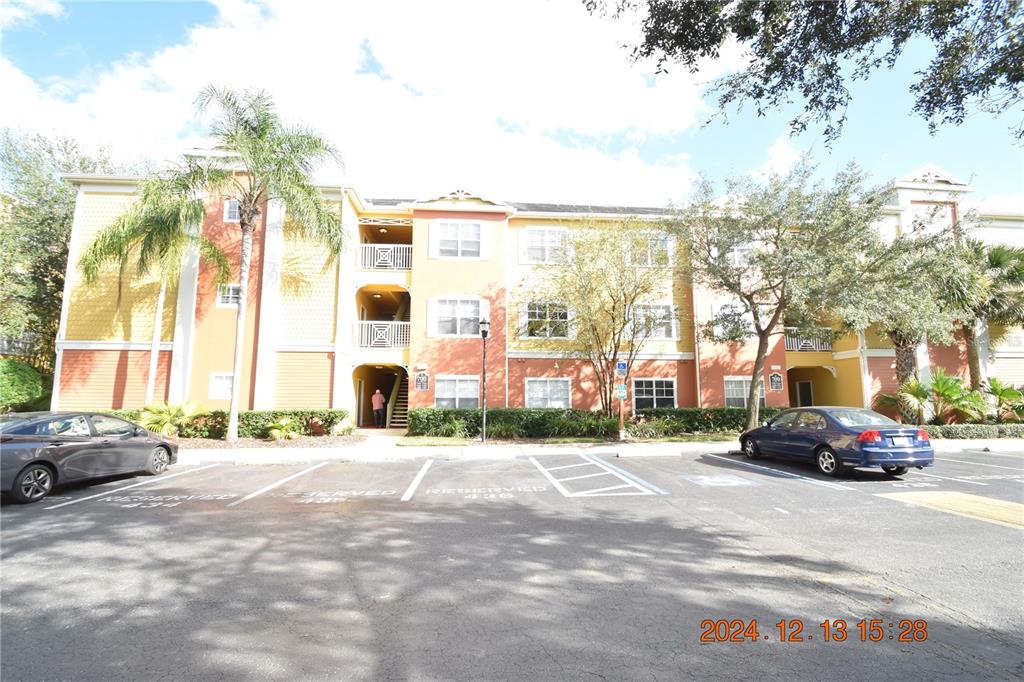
[175,436,1021,465]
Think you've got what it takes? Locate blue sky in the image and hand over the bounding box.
[1,0,1021,208]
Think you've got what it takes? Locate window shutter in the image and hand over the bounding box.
[428,223,439,259]
[479,222,491,260]
[426,298,438,338]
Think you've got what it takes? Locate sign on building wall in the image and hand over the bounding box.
[768,372,784,391]
[414,371,429,391]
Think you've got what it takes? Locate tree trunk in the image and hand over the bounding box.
[962,323,984,391]
[144,279,167,406]
[743,332,770,432]
[891,338,919,423]
[226,225,253,442]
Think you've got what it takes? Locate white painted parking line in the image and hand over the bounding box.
[583,454,669,495]
[44,464,221,510]
[704,455,856,491]
[529,457,575,497]
[916,472,988,486]
[774,507,790,514]
[559,472,613,482]
[227,462,330,507]
[938,458,1024,471]
[546,462,593,472]
[577,484,632,496]
[401,459,434,502]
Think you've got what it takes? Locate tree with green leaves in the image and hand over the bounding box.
[587,0,1024,142]
[79,165,230,404]
[0,131,118,373]
[677,162,902,431]
[194,86,343,441]
[947,240,1024,390]
[523,219,678,417]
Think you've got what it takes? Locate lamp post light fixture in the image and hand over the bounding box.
[479,318,490,443]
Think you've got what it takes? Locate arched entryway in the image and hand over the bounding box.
[351,364,409,429]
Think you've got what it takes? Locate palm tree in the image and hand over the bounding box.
[951,240,1024,390]
[985,377,1022,422]
[80,167,230,404]
[928,367,988,424]
[875,376,930,425]
[194,86,343,441]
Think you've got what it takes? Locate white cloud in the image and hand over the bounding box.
[0,0,731,205]
[752,134,801,179]
[0,0,62,29]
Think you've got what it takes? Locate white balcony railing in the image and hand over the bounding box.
[785,327,833,352]
[355,321,411,348]
[359,244,412,270]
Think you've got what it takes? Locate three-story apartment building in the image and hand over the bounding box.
[53,165,1024,427]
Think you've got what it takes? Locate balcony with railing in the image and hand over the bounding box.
[359,243,412,270]
[784,327,833,352]
[355,321,411,348]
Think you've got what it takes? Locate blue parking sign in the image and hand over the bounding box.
[616,360,627,377]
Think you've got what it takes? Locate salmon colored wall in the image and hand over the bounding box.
[866,356,900,406]
[928,336,969,380]
[187,193,266,411]
[59,349,170,409]
[507,358,697,412]
[698,337,790,407]
[274,352,334,409]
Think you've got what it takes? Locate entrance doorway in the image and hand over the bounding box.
[795,380,813,407]
[351,365,410,429]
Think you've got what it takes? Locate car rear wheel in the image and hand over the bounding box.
[11,464,55,504]
[144,447,171,476]
[742,438,761,459]
[815,447,844,477]
[881,465,908,476]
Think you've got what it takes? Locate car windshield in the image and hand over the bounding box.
[829,409,900,426]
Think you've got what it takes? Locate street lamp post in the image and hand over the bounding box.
[479,318,490,443]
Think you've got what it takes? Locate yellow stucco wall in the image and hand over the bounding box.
[65,192,178,342]
[278,224,339,344]
[787,357,863,407]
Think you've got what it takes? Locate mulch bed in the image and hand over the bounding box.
[174,434,365,449]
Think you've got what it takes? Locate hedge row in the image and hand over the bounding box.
[107,409,348,439]
[920,424,1017,439]
[408,408,618,439]
[635,407,785,433]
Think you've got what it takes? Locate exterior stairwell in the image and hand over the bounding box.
[389,374,410,429]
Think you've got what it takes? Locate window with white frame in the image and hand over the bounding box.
[217,283,241,308]
[524,301,570,338]
[633,379,676,409]
[435,376,480,408]
[996,327,1024,351]
[724,376,766,408]
[728,242,755,267]
[630,232,672,267]
[223,199,240,223]
[437,222,482,258]
[631,304,677,339]
[209,373,234,400]
[522,228,567,264]
[526,378,571,408]
[436,298,481,336]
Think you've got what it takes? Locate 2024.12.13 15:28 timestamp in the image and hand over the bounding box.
[700,619,928,643]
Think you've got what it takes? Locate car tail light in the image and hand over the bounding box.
[857,430,882,443]
[917,429,929,441]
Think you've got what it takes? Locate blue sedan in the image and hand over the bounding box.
[739,407,934,477]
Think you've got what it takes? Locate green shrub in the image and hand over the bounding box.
[922,424,999,439]
[0,359,44,411]
[997,423,1024,438]
[139,402,204,437]
[634,407,785,433]
[160,408,347,439]
[268,416,302,440]
[408,408,617,439]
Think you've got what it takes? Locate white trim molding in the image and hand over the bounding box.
[277,343,336,352]
[631,376,678,411]
[51,186,89,410]
[833,348,896,360]
[252,199,285,410]
[506,350,695,360]
[57,340,174,351]
[524,376,573,409]
[169,233,200,404]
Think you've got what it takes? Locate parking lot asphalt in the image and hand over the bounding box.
[2,448,1022,681]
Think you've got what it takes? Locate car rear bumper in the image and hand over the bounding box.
[849,447,934,467]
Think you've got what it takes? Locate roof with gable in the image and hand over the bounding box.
[896,164,970,188]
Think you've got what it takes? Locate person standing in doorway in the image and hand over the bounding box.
[371,388,386,428]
